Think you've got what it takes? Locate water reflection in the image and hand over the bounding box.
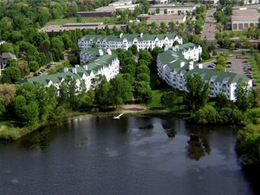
[161,123,176,138]
[187,134,211,161]
[20,128,52,150]
[139,124,154,130]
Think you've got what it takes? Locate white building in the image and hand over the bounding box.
[80,48,108,64]
[21,50,120,92]
[157,43,252,101]
[78,33,183,51]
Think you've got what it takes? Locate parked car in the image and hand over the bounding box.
[236,55,241,59]
[247,75,253,79]
[226,61,232,65]
[208,64,215,68]
[242,60,248,63]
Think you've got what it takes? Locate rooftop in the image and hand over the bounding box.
[231,9,260,22]
[79,33,181,42]
[20,52,118,85]
[39,23,126,33]
[158,44,250,85]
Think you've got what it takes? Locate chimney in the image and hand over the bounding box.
[140,33,143,38]
[83,65,88,70]
[99,49,104,56]
[189,64,194,70]
[180,61,185,68]
[198,64,203,69]
[107,49,112,55]
[119,33,123,38]
[75,64,79,68]
[64,67,68,72]
[72,68,77,74]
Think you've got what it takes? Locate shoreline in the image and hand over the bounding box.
[0,104,184,141]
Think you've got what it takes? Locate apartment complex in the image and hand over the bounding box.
[157,44,252,101]
[21,49,120,92]
[78,33,183,51]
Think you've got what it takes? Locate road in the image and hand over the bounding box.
[201,9,216,42]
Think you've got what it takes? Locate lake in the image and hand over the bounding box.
[0,116,259,195]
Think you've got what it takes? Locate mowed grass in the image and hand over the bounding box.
[45,17,118,26]
[148,88,172,109]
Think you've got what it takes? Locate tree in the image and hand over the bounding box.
[237,124,260,166]
[16,60,30,78]
[183,74,210,112]
[136,65,150,75]
[201,44,210,60]
[76,14,82,23]
[1,67,21,84]
[235,82,254,112]
[0,84,16,107]
[0,98,5,116]
[136,73,150,83]
[109,75,133,107]
[160,90,177,110]
[138,50,153,64]
[129,44,138,55]
[94,76,111,107]
[215,93,230,109]
[29,61,39,72]
[134,81,152,105]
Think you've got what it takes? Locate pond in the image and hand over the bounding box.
[0,116,259,195]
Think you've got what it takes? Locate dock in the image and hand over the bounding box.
[113,113,124,120]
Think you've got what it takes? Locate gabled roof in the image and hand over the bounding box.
[186,68,249,84]
[19,51,118,85]
[19,72,79,85]
[1,52,16,59]
[79,33,181,42]
[158,42,250,85]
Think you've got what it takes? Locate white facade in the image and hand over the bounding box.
[23,51,120,93]
[78,33,183,51]
[157,44,252,101]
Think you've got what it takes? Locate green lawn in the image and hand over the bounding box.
[45,17,118,26]
[148,88,171,109]
[148,88,185,112]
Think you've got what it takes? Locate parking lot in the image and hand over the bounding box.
[203,56,252,77]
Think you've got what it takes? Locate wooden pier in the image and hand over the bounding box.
[113,113,124,120]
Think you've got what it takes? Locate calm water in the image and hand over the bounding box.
[0,116,259,195]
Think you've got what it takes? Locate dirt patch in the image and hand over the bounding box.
[119,104,149,113]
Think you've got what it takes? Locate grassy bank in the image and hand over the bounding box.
[0,111,85,141]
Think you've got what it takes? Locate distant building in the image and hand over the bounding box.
[149,4,197,15]
[139,14,186,25]
[0,52,17,70]
[76,11,114,17]
[39,23,126,35]
[231,9,260,31]
[78,33,183,51]
[157,43,252,101]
